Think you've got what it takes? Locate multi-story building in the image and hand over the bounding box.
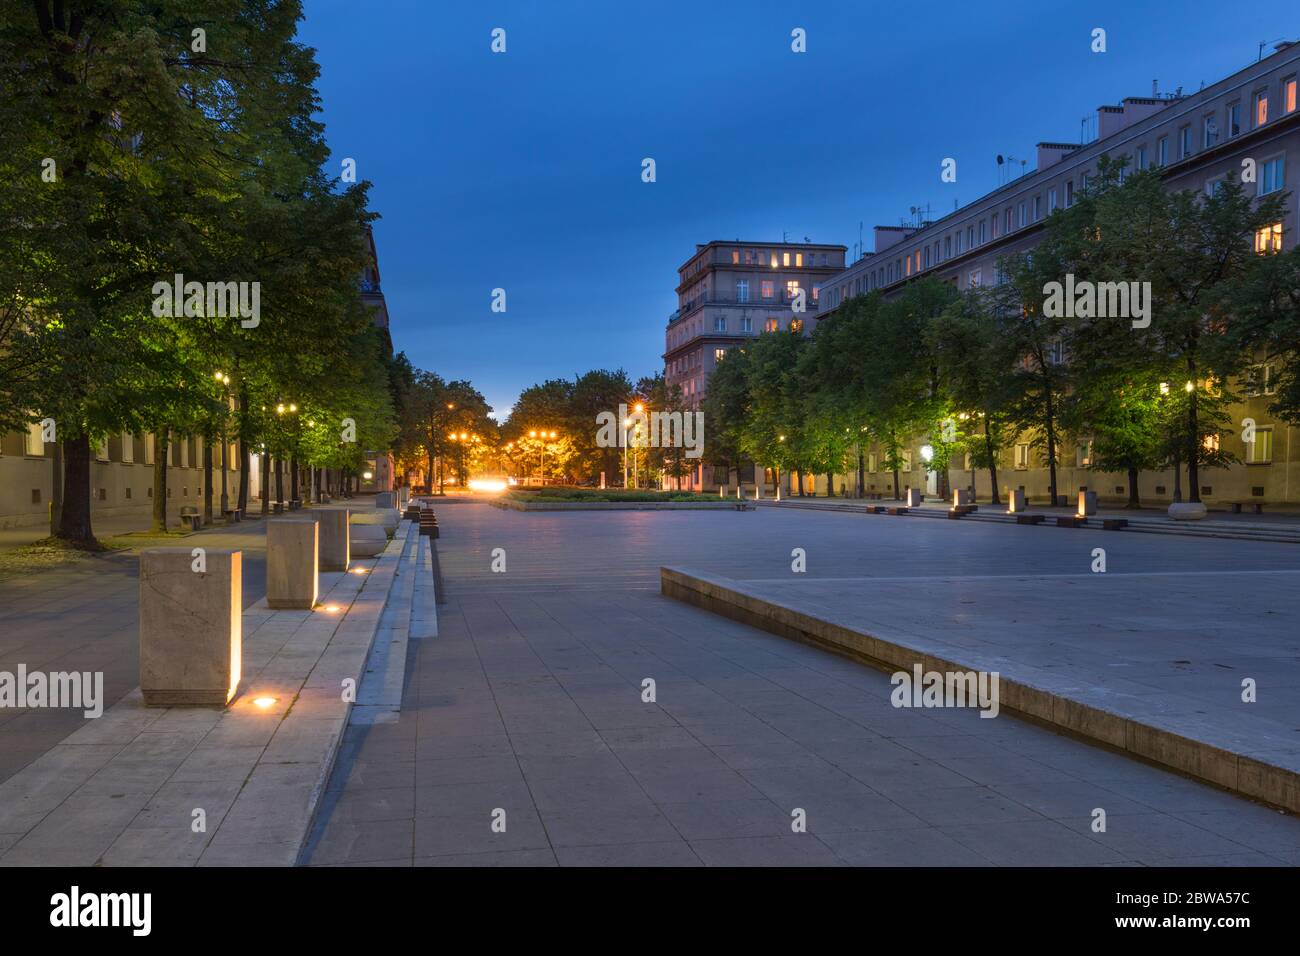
[663,240,846,489]
[815,41,1300,505]
[0,228,394,529]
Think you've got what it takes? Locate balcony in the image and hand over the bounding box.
[667,295,822,325]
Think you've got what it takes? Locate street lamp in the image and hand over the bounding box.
[214,372,232,520]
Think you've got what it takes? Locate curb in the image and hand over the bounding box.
[660,566,1300,814]
[492,499,745,511]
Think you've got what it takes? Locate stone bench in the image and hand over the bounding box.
[1102,518,1129,530]
[1015,514,1045,525]
[1056,516,1088,528]
[1231,501,1264,515]
[886,507,909,516]
[179,505,202,532]
[350,523,387,557]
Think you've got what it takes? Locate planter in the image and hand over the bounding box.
[1167,502,1207,521]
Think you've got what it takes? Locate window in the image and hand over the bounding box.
[1157,136,1168,166]
[1206,176,1226,197]
[1247,427,1273,463]
[1048,188,1058,213]
[955,230,963,254]
[741,316,752,332]
[1203,434,1221,454]
[1255,222,1283,253]
[761,280,774,299]
[1033,195,1042,220]
[1255,90,1269,127]
[1014,443,1030,469]
[811,284,819,302]
[1260,156,1285,195]
[1203,113,1219,148]
[1227,102,1241,137]
[966,225,974,248]
[1065,180,1074,207]
[764,317,778,332]
[25,422,44,456]
[782,252,790,266]
[1286,76,1298,114]
[1178,125,1192,159]
[743,249,754,265]
[900,450,912,472]
[1245,363,1277,396]
[790,318,803,334]
[868,452,877,473]
[967,269,982,288]
[923,247,931,268]
[905,256,912,277]
[795,253,803,267]
[736,279,749,303]
[121,431,133,463]
[1004,209,1012,233]
[978,220,987,244]
[1077,440,1092,468]
[1018,202,1026,228]
[731,250,740,264]
[785,280,800,299]
[713,316,726,332]
[1047,338,1064,366]
[769,252,778,268]
[714,348,726,362]
[1136,145,1147,170]
[144,434,155,465]
[97,439,109,462]
[944,236,952,259]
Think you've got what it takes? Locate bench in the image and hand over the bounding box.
[1230,502,1264,515]
[865,505,885,514]
[1015,514,1044,525]
[949,505,978,517]
[179,506,202,532]
[222,508,241,524]
[1056,516,1087,528]
[1102,518,1129,530]
[886,507,909,515]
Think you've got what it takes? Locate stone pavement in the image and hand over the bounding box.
[0,520,270,786]
[0,517,415,866]
[302,502,1300,866]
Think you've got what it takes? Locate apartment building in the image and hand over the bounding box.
[816,41,1300,505]
[663,240,846,489]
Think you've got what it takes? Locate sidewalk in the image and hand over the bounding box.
[0,516,417,866]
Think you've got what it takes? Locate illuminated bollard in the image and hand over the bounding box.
[317,509,350,573]
[139,548,241,707]
[1007,488,1027,513]
[1078,490,1098,516]
[267,519,318,610]
[906,488,923,508]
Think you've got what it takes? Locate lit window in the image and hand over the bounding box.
[764,317,778,332]
[761,280,774,299]
[782,252,790,267]
[1245,363,1277,397]
[1247,427,1273,463]
[1203,434,1220,454]
[811,284,820,302]
[1260,157,1285,195]
[1286,77,1298,113]
[731,250,739,264]
[1255,222,1283,253]
[1014,443,1030,469]
[769,253,778,268]
[1255,90,1269,127]
[26,422,45,456]
[790,318,803,334]
[1077,441,1092,467]
[785,280,800,299]
[714,348,726,362]
[795,253,803,267]
[905,256,912,276]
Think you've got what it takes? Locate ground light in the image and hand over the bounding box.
[253,696,277,709]
[467,478,507,493]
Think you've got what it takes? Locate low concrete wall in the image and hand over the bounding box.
[660,566,1300,814]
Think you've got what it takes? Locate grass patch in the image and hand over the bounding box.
[0,537,103,578]
[507,487,720,503]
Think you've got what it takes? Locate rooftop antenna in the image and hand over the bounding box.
[782,230,788,242]
[1259,37,1287,61]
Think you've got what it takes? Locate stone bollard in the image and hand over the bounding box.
[139,548,242,707]
[375,491,396,509]
[317,509,350,572]
[266,518,318,609]
[953,488,973,507]
[906,488,923,508]
[1007,488,1027,513]
[1077,490,1098,516]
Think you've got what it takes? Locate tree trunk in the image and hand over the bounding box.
[275,455,284,504]
[856,450,865,498]
[1172,448,1183,503]
[56,434,95,545]
[151,434,169,533]
[260,450,270,514]
[290,455,300,502]
[1126,466,1140,508]
[1043,385,1059,505]
[892,467,900,500]
[984,418,1001,505]
[203,437,214,525]
[49,439,63,536]
[238,438,249,514]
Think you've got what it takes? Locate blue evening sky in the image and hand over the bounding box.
[299,0,1295,417]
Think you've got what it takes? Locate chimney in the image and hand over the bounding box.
[1036,142,1080,172]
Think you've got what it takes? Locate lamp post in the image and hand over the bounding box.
[214,371,231,519]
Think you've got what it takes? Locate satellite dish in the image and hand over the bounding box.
[996,154,1005,165]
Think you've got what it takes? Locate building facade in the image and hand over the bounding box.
[663,240,846,489]
[812,42,1300,506]
[0,228,395,528]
